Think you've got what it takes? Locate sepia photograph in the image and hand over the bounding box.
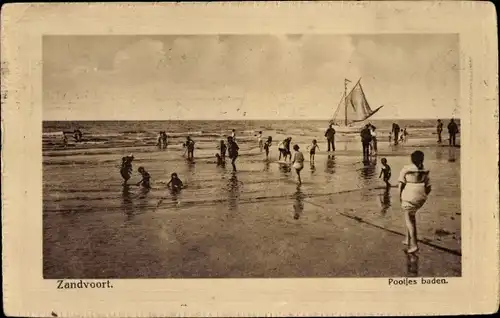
[43,34,462,279]
[2,2,498,317]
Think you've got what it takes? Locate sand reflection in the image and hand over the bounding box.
[292,185,305,220]
[227,172,240,211]
[325,155,336,174]
[406,254,419,277]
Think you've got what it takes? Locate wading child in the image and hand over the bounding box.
[307,139,320,163]
[379,158,392,189]
[161,132,168,149]
[219,140,227,161]
[185,136,195,160]
[136,166,151,189]
[120,155,134,185]
[292,144,305,185]
[263,136,272,159]
[398,150,432,254]
[215,153,225,167]
[258,131,263,152]
[167,172,184,192]
[284,137,292,162]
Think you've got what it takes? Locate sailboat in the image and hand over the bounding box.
[330,78,384,133]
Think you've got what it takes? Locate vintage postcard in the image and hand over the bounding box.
[1,1,498,317]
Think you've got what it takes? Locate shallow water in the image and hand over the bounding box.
[43,120,461,278]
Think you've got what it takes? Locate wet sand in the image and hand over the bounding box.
[43,139,461,278]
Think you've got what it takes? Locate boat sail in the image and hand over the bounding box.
[330,78,383,133]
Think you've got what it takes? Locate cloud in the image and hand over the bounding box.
[43,34,460,120]
[112,38,166,81]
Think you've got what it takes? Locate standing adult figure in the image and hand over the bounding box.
[161,131,168,149]
[324,124,336,152]
[392,123,401,145]
[447,118,459,147]
[360,124,372,161]
[436,119,443,143]
[227,136,240,171]
[370,125,378,155]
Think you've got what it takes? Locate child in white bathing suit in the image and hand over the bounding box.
[278,140,286,160]
[398,150,432,254]
[292,144,305,185]
[257,131,263,152]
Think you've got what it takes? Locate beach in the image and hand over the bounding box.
[43,120,461,278]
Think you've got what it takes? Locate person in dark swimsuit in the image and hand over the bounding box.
[215,153,225,167]
[392,123,401,145]
[161,132,168,149]
[227,136,240,171]
[219,140,227,161]
[120,155,134,185]
[185,136,195,160]
[167,172,184,192]
[324,124,336,151]
[437,119,443,143]
[447,118,459,147]
[136,166,151,189]
[263,136,272,160]
[308,139,320,164]
[379,158,392,189]
[283,137,292,162]
[360,125,372,160]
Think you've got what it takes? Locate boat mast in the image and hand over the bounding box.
[344,79,348,126]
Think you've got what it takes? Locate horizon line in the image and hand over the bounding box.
[42,117,460,122]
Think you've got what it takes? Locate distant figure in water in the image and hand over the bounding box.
[447,118,459,147]
[278,139,286,160]
[256,131,263,152]
[215,153,225,167]
[62,134,68,147]
[120,155,134,185]
[161,131,168,149]
[292,144,305,185]
[392,123,401,145]
[157,131,168,149]
[307,139,320,164]
[284,137,292,161]
[360,124,372,161]
[167,172,184,192]
[157,132,163,148]
[437,119,443,143]
[227,136,240,171]
[324,124,336,152]
[73,129,83,142]
[219,140,227,161]
[388,132,392,144]
[184,136,195,160]
[398,150,432,254]
[379,157,392,189]
[401,128,408,143]
[263,136,272,159]
[370,125,378,155]
[136,166,151,189]
[278,137,292,161]
[231,129,236,140]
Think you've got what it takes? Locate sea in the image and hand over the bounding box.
[42,119,461,278]
[42,119,457,152]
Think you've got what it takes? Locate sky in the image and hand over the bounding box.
[43,34,460,120]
